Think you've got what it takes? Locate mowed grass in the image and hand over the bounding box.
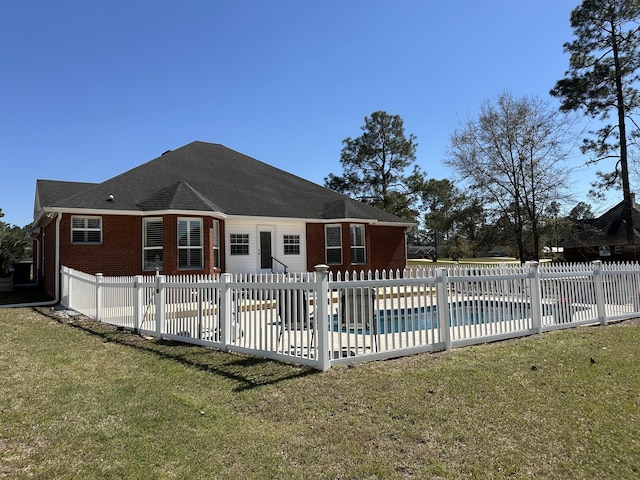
[1,307,639,479]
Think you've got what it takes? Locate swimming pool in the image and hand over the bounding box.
[334,301,534,334]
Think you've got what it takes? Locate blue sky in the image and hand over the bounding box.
[0,0,619,227]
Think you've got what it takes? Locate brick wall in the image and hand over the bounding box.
[369,225,407,272]
[306,223,406,272]
[58,214,222,277]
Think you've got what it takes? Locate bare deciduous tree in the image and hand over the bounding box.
[446,92,574,261]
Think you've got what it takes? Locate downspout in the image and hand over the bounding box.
[54,212,61,302]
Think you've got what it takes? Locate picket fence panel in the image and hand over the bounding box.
[59,260,640,370]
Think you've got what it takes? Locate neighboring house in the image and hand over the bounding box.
[33,141,413,298]
[563,194,640,262]
[407,245,435,260]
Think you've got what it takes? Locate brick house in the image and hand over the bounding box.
[563,194,640,262]
[32,141,413,298]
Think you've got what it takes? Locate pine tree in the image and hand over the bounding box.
[551,0,640,244]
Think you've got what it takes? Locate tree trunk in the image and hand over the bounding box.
[612,22,635,245]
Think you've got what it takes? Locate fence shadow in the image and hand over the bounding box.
[35,306,319,392]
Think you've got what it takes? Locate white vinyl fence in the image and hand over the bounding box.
[60,261,640,370]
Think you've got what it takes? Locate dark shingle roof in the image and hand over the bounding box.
[565,196,640,247]
[36,179,97,208]
[137,181,223,211]
[36,141,409,224]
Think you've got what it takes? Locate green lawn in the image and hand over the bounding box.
[1,306,639,479]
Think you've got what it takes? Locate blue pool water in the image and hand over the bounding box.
[334,301,534,334]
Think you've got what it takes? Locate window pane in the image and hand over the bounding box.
[351,248,365,264]
[178,221,188,246]
[326,226,341,247]
[189,249,202,267]
[87,218,101,229]
[350,224,364,246]
[230,233,249,244]
[144,250,163,270]
[72,218,85,229]
[213,221,219,247]
[213,221,220,268]
[327,248,342,264]
[231,244,249,255]
[145,221,163,247]
[178,248,203,268]
[189,222,202,246]
[178,249,188,267]
[284,244,300,255]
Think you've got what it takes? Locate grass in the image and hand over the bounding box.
[1,306,639,479]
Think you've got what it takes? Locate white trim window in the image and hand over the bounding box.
[212,220,221,269]
[325,225,342,265]
[230,233,249,255]
[143,218,163,271]
[178,218,203,269]
[283,234,300,255]
[71,216,102,244]
[350,224,366,264]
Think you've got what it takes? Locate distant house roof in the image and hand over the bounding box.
[407,245,435,259]
[565,195,640,247]
[35,141,411,225]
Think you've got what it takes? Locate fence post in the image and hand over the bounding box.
[435,268,451,351]
[155,273,166,337]
[95,273,103,321]
[197,281,203,340]
[134,275,143,333]
[315,264,331,371]
[61,266,70,308]
[219,273,232,347]
[526,261,543,334]
[592,260,607,325]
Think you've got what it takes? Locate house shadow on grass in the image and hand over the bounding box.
[34,306,319,392]
[0,285,53,305]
